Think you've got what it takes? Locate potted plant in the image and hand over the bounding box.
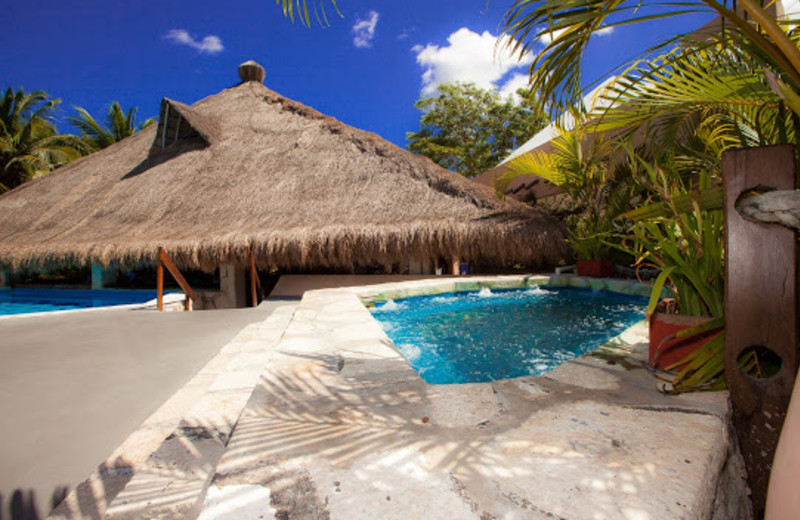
[615,156,727,391]
[569,217,615,277]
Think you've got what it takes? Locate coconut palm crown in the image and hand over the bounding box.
[68,102,155,151]
[0,87,86,193]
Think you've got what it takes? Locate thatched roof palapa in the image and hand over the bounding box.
[0,61,570,272]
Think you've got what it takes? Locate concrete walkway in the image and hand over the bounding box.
[0,302,289,519]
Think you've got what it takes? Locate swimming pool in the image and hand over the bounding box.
[371,286,647,384]
[0,288,162,316]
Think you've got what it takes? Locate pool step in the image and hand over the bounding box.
[49,304,297,520]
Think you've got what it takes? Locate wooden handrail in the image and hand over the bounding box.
[157,247,198,311]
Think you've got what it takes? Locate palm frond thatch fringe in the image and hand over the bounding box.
[0,81,570,271]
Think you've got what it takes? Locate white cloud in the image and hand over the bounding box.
[537,27,567,45]
[412,28,533,98]
[353,11,379,48]
[497,73,531,100]
[538,25,613,44]
[594,26,615,37]
[164,29,224,54]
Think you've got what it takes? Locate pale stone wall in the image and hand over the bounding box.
[218,264,247,309]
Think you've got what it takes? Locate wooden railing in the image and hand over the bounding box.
[156,247,198,311]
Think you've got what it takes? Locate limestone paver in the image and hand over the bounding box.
[199,276,747,520]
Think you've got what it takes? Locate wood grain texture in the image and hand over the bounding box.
[723,144,798,515]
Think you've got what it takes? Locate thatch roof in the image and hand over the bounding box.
[0,65,570,272]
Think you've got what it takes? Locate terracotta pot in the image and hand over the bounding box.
[649,313,721,370]
[576,259,614,278]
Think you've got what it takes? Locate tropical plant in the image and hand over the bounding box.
[501,0,800,119]
[612,152,727,392]
[497,1,800,400]
[68,102,155,152]
[620,155,724,318]
[407,82,548,178]
[589,35,800,166]
[0,87,86,193]
[496,119,634,260]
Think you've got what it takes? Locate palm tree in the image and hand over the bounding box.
[68,102,155,152]
[0,87,86,193]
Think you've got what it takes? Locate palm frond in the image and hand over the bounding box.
[502,0,800,116]
[593,43,779,137]
[67,106,111,150]
[275,0,341,27]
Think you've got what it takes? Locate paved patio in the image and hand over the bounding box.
[55,275,751,520]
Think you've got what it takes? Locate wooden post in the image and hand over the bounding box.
[451,257,460,276]
[723,145,798,515]
[249,250,258,308]
[157,247,164,312]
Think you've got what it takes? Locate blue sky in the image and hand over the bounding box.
[2,0,714,148]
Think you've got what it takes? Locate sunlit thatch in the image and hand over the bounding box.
[0,75,569,272]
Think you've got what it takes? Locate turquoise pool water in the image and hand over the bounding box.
[370,286,647,384]
[0,289,161,316]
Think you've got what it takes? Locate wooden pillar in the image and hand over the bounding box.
[157,247,164,312]
[249,250,258,308]
[723,145,798,515]
[0,270,9,287]
[451,257,460,276]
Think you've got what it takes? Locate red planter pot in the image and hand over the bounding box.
[649,313,721,370]
[576,259,614,278]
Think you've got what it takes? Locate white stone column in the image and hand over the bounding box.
[91,263,117,289]
[220,264,247,308]
[451,257,460,276]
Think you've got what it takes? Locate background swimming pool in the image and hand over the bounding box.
[370,286,647,384]
[0,288,161,316]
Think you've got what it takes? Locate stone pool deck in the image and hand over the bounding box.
[50,275,750,519]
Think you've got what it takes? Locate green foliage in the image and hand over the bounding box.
[591,36,800,166]
[497,122,636,260]
[0,87,86,193]
[68,102,154,152]
[613,153,727,392]
[501,0,800,118]
[407,82,548,178]
[618,154,725,318]
[498,1,800,393]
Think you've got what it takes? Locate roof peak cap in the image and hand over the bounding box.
[238,60,265,84]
